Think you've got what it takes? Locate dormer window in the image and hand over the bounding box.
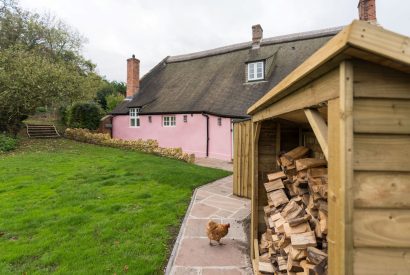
[247,61,264,81]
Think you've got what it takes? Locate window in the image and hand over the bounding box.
[217,117,222,126]
[163,115,176,127]
[183,115,188,123]
[148,116,152,123]
[129,108,140,127]
[247,61,264,81]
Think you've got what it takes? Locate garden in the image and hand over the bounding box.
[0,138,230,274]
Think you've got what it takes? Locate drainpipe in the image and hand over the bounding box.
[201,113,209,157]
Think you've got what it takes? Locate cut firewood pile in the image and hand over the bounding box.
[257,146,328,275]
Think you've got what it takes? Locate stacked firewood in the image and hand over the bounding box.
[258,146,328,275]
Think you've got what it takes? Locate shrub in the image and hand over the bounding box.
[67,102,105,130]
[65,128,195,163]
[0,134,17,152]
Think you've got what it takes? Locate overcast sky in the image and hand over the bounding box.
[20,0,410,82]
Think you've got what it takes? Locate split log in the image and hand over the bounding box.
[259,261,275,273]
[313,258,328,275]
[319,210,328,235]
[270,212,282,222]
[289,246,308,261]
[268,189,289,207]
[280,146,310,167]
[266,229,273,241]
[288,214,312,227]
[264,178,285,192]
[307,167,327,178]
[295,158,327,171]
[290,231,317,249]
[277,256,288,271]
[281,200,304,220]
[287,257,304,273]
[284,222,311,238]
[267,171,287,181]
[259,252,271,263]
[306,247,327,265]
[300,260,316,274]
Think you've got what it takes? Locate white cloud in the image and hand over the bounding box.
[20,0,410,81]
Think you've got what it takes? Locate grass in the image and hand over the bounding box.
[0,139,230,274]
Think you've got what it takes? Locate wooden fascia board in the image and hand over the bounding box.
[347,21,410,68]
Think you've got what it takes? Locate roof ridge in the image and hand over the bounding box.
[167,26,344,63]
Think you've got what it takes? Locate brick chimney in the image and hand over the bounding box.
[358,0,377,23]
[126,54,140,98]
[252,24,263,49]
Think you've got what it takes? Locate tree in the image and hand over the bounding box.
[106,93,125,112]
[0,46,104,135]
[0,0,106,135]
[110,81,126,97]
[95,81,126,110]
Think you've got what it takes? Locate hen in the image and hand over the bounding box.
[206,220,230,246]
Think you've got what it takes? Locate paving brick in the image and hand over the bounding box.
[174,238,247,266]
[190,203,219,218]
[184,218,220,237]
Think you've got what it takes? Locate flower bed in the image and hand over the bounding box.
[65,128,195,163]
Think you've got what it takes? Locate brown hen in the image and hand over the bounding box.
[206,220,230,245]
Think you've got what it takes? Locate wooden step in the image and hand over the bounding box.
[26,124,60,138]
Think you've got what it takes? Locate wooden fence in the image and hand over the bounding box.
[233,119,252,198]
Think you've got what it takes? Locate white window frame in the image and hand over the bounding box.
[129,107,140,127]
[247,61,264,81]
[163,115,176,127]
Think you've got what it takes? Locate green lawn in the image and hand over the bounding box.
[0,139,230,274]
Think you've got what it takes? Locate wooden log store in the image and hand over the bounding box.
[246,20,410,275]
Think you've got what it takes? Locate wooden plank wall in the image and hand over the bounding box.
[233,120,252,198]
[257,120,278,235]
[352,60,410,274]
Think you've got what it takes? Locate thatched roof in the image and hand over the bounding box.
[112,27,341,117]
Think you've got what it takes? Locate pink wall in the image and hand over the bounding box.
[112,113,233,161]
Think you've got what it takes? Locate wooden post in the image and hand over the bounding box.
[340,60,354,275]
[251,121,261,261]
[328,61,354,275]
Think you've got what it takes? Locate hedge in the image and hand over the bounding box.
[65,128,195,163]
[67,102,104,130]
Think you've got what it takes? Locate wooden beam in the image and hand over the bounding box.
[304,108,329,160]
[252,68,339,122]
